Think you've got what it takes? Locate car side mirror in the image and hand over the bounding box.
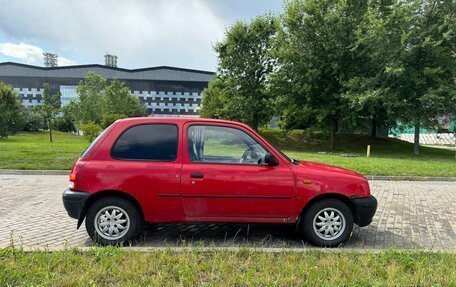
[264,153,279,166]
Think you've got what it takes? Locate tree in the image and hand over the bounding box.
[102,79,147,119]
[76,71,107,125]
[275,0,368,150]
[200,77,242,120]
[342,0,400,137]
[75,73,147,128]
[61,101,81,133]
[209,14,278,130]
[384,0,456,155]
[0,81,24,138]
[54,106,77,133]
[23,106,45,131]
[41,83,61,142]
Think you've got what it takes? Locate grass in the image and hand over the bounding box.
[0,130,454,176]
[1,247,456,286]
[0,131,87,170]
[261,130,456,177]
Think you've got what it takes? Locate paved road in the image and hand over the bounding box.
[0,175,455,250]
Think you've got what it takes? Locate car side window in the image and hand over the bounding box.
[111,124,178,161]
[187,125,267,165]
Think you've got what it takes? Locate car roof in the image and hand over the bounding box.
[115,117,251,129]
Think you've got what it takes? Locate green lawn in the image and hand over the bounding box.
[0,131,87,170]
[0,130,454,177]
[1,248,455,286]
[261,130,456,177]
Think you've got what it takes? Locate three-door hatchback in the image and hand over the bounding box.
[63,117,377,247]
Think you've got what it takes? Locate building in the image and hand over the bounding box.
[0,62,214,116]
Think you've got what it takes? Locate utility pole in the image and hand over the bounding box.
[43,53,58,67]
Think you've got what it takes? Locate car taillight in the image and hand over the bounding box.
[69,165,82,191]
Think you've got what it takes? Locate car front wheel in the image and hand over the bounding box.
[85,197,142,246]
[301,199,353,247]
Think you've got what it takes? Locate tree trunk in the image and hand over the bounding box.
[413,123,420,156]
[49,120,53,143]
[330,119,338,151]
[371,115,377,137]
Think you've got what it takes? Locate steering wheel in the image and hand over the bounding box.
[240,148,257,164]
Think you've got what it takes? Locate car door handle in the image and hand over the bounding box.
[190,172,204,179]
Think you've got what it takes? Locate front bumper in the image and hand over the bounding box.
[62,189,90,219]
[352,196,378,227]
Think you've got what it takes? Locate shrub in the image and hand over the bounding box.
[80,122,102,142]
[101,114,126,128]
[22,107,45,131]
[53,117,76,133]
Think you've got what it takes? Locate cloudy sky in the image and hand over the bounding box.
[0,0,283,71]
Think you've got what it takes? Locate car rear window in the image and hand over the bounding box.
[111,124,178,161]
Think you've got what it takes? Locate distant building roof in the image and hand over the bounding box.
[0,62,215,82]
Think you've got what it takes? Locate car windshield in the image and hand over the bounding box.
[271,143,292,163]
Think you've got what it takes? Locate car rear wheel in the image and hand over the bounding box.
[301,199,353,247]
[85,197,142,246]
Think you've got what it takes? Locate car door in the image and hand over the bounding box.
[181,122,296,220]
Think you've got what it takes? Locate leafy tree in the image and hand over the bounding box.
[275,0,368,150]
[101,113,127,128]
[23,106,45,131]
[200,77,242,120]
[41,83,61,142]
[209,14,278,130]
[53,111,77,133]
[383,0,456,155]
[76,71,107,125]
[0,81,24,138]
[342,0,400,137]
[76,73,147,128]
[61,101,81,133]
[102,79,147,118]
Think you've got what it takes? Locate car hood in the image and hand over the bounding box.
[297,160,364,178]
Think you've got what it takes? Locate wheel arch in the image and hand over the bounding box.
[296,193,357,231]
[77,190,145,229]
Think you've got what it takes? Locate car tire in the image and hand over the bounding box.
[85,196,142,246]
[301,199,353,247]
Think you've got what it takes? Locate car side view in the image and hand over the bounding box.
[62,117,377,247]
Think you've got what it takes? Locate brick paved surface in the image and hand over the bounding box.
[0,174,455,250]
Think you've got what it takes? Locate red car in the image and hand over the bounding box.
[63,117,377,247]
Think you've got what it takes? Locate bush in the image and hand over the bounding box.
[53,117,76,133]
[80,122,102,142]
[102,114,126,128]
[22,107,44,131]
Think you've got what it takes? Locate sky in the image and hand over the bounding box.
[0,0,283,71]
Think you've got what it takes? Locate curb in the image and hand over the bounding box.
[0,170,455,181]
[0,170,69,175]
[364,175,456,182]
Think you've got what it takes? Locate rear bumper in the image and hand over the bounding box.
[62,189,90,219]
[352,196,377,227]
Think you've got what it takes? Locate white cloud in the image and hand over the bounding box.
[58,57,75,66]
[0,42,43,65]
[0,0,282,70]
[0,42,75,66]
